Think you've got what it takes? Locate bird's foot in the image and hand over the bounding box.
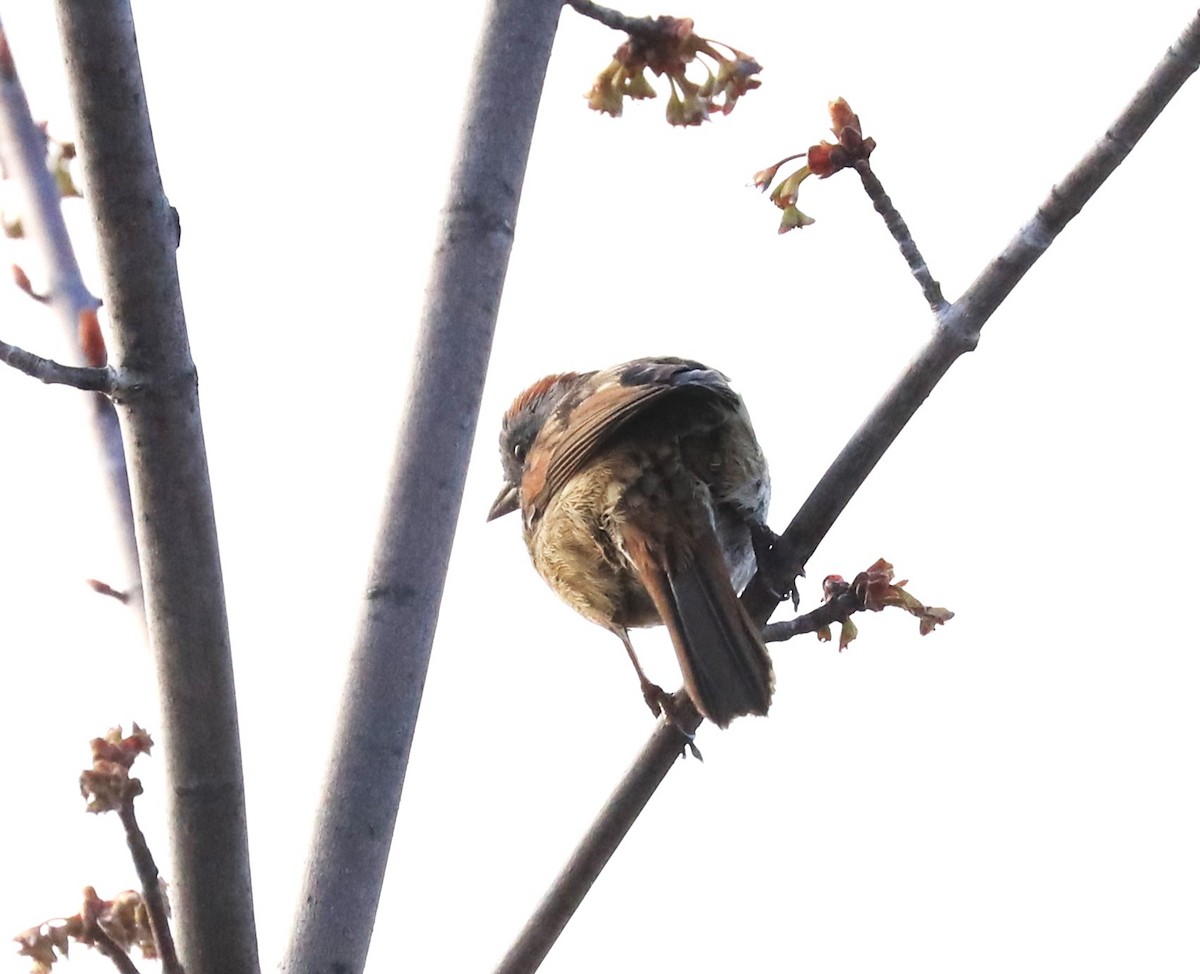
[642,683,704,759]
[642,680,672,718]
[751,523,803,610]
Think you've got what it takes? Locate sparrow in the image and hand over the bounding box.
[487,357,775,727]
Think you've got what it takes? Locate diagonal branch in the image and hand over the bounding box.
[118,802,182,974]
[854,160,948,314]
[279,1,564,972]
[0,21,143,616]
[740,5,1200,621]
[85,925,142,974]
[54,3,259,972]
[494,9,1200,972]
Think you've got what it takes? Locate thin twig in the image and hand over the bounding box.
[494,10,1200,972]
[0,334,117,391]
[86,925,142,974]
[761,589,859,643]
[118,803,182,974]
[564,0,655,34]
[0,19,143,617]
[855,160,947,314]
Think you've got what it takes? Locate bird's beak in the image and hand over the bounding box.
[487,483,520,522]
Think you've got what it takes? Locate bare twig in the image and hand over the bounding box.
[0,333,116,391]
[85,925,142,974]
[77,730,173,974]
[54,3,259,972]
[855,160,947,313]
[118,803,182,974]
[761,587,859,643]
[494,10,1200,972]
[86,577,133,602]
[565,0,654,34]
[280,1,562,972]
[0,19,143,617]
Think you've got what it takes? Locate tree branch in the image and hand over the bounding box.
[0,333,117,391]
[493,9,1200,972]
[741,6,1200,622]
[54,4,259,973]
[564,0,654,34]
[280,1,563,972]
[118,803,182,974]
[854,160,947,314]
[761,588,859,643]
[86,925,142,974]
[0,20,144,617]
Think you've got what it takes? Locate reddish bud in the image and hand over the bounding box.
[12,263,30,291]
[754,96,877,231]
[78,308,106,367]
[85,578,130,603]
[828,97,859,139]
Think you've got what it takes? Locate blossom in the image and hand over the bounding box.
[585,16,762,126]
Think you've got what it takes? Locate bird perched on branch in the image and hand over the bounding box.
[487,357,776,727]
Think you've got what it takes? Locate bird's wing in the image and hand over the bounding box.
[521,358,732,516]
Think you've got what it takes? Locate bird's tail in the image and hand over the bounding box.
[623,519,774,727]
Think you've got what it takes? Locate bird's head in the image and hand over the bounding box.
[487,371,583,521]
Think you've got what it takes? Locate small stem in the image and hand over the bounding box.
[564,0,655,34]
[762,589,859,643]
[0,19,144,617]
[855,159,947,315]
[118,803,183,974]
[88,925,142,974]
[0,335,118,392]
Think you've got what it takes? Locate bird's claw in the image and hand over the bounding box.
[642,683,703,758]
[642,681,670,718]
[751,523,803,610]
[645,683,690,730]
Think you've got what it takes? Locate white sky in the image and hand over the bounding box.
[1,2,1198,972]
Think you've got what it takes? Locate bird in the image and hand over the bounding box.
[487,356,776,728]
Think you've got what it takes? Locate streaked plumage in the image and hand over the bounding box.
[489,357,774,727]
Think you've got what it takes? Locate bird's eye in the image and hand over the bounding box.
[512,441,527,464]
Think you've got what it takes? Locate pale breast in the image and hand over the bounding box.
[524,454,659,629]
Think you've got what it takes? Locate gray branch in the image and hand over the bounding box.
[494,9,1200,972]
[54,4,258,973]
[746,7,1200,611]
[854,160,948,314]
[0,21,143,615]
[0,334,117,391]
[565,0,655,33]
[279,0,564,972]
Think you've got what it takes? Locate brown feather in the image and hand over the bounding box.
[497,357,775,728]
[504,372,580,423]
[522,358,737,522]
[620,505,773,727]
[525,380,670,517]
